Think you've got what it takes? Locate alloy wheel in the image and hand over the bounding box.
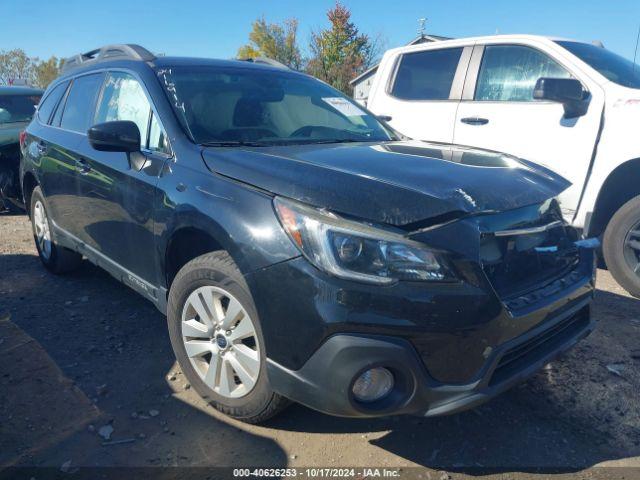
[180,286,260,399]
[33,200,52,260]
[623,221,640,277]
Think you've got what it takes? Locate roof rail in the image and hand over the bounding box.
[61,44,156,73]
[239,57,290,70]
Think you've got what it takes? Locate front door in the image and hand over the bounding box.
[453,44,605,219]
[73,71,172,286]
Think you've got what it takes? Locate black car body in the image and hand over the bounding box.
[0,86,42,210]
[20,45,597,421]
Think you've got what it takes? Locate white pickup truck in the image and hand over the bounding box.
[366,34,640,297]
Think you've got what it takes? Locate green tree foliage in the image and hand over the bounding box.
[33,56,62,88]
[0,49,61,88]
[238,17,303,70]
[0,49,35,85]
[306,2,380,94]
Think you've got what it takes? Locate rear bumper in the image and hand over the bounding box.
[267,292,594,418]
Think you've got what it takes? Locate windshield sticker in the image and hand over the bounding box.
[322,97,366,117]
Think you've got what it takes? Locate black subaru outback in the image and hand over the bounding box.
[20,45,597,423]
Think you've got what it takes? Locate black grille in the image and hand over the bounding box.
[480,224,580,300]
[489,306,590,386]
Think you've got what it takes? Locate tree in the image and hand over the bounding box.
[0,49,35,85]
[306,2,381,94]
[238,17,303,70]
[33,56,62,88]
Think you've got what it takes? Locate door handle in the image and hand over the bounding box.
[75,158,91,174]
[460,117,489,126]
[377,115,393,122]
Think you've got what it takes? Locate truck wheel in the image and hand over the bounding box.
[167,251,289,423]
[30,187,83,274]
[603,195,640,298]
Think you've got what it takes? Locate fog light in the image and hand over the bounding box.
[352,367,394,403]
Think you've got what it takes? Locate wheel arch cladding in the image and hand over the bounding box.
[22,171,39,216]
[164,226,226,288]
[589,158,640,238]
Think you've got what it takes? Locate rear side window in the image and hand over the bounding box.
[475,45,571,102]
[60,73,104,133]
[37,82,68,124]
[390,48,463,100]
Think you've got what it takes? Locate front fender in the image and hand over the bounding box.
[155,162,300,279]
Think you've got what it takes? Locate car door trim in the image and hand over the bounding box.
[462,45,484,100]
[50,219,167,314]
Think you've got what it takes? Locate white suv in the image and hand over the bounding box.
[367,34,640,297]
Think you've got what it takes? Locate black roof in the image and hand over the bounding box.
[60,44,293,79]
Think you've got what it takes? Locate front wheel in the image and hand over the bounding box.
[603,195,640,298]
[167,251,289,423]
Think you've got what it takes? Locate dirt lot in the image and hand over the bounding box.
[1,211,640,479]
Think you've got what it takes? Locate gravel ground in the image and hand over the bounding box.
[1,212,639,479]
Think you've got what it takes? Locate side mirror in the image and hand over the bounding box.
[533,78,588,118]
[88,120,141,153]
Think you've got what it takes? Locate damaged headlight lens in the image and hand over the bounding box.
[274,197,455,285]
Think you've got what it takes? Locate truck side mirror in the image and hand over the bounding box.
[533,78,589,118]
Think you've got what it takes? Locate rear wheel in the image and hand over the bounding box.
[30,186,83,274]
[603,195,640,298]
[167,251,289,423]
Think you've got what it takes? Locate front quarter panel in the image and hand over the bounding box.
[155,147,300,285]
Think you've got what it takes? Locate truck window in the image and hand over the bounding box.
[475,45,571,102]
[390,48,463,101]
[557,41,640,89]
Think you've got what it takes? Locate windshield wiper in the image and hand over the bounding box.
[200,140,272,147]
[305,138,369,144]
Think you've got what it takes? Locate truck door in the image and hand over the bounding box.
[453,44,604,219]
[368,46,472,144]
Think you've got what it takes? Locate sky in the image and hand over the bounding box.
[2,0,640,62]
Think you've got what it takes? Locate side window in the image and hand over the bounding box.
[148,113,170,154]
[390,48,463,100]
[95,72,152,148]
[475,45,571,102]
[60,73,104,133]
[37,82,68,124]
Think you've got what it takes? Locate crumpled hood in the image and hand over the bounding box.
[202,140,570,227]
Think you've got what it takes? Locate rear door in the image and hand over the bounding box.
[72,71,172,285]
[35,73,104,234]
[367,45,472,143]
[453,43,605,218]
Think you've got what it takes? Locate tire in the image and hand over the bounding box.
[167,251,289,423]
[30,186,83,274]
[603,195,640,298]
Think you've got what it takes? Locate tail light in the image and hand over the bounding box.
[19,131,27,149]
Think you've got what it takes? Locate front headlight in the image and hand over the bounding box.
[274,197,455,285]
